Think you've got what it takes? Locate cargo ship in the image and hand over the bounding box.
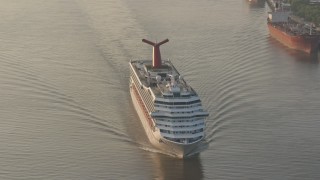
[129,39,209,158]
[267,10,320,54]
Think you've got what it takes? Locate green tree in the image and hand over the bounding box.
[290,0,320,25]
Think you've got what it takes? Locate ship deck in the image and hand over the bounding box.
[268,17,320,37]
[130,60,197,98]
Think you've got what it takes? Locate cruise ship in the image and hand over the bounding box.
[129,39,209,158]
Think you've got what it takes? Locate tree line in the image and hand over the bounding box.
[288,0,320,26]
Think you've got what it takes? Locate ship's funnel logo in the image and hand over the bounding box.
[142,39,169,68]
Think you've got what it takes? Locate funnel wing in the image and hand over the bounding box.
[157,39,169,46]
[142,39,156,46]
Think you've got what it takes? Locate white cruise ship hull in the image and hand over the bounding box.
[130,84,203,158]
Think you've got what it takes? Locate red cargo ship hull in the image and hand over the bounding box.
[268,23,319,54]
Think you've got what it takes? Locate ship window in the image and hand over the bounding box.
[173,92,180,97]
[163,94,173,98]
[154,100,201,105]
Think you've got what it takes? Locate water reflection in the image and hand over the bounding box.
[246,0,266,8]
[267,36,320,63]
[291,51,320,64]
[150,153,203,180]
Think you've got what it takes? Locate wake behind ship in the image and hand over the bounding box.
[129,39,209,158]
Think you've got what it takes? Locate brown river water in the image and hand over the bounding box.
[1,0,320,179]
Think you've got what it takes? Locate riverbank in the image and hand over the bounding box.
[266,0,290,11]
[266,0,277,11]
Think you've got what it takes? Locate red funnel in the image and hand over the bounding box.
[142,39,169,68]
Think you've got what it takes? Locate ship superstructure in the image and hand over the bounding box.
[129,39,209,158]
